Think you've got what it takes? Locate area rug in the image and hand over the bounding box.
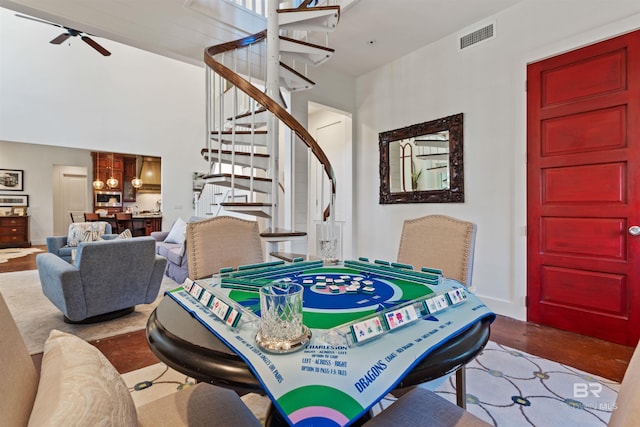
[122,341,621,427]
[120,362,269,424]
[433,341,620,426]
[0,247,42,263]
[0,269,179,354]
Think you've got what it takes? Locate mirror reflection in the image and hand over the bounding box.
[389,130,450,193]
[379,113,464,204]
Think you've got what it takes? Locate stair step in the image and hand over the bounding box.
[221,202,272,219]
[201,149,270,170]
[260,228,307,242]
[278,6,340,32]
[270,252,319,262]
[202,173,272,194]
[280,36,334,67]
[225,108,268,129]
[280,62,315,92]
[210,130,268,146]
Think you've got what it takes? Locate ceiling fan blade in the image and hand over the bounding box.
[50,33,71,44]
[81,36,111,56]
[15,13,63,29]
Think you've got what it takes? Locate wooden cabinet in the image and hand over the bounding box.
[123,156,137,202]
[0,216,30,248]
[93,152,123,192]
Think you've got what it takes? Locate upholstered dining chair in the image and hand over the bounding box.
[396,214,478,409]
[0,292,262,427]
[397,214,477,288]
[186,216,264,280]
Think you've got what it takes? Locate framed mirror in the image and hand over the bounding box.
[379,113,464,204]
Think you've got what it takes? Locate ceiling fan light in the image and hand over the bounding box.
[106,176,119,189]
[92,179,105,190]
[131,177,143,189]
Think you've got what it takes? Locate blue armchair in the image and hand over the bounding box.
[36,236,167,323]
[46,221,118,262]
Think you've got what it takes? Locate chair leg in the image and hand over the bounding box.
[456,366,466,409]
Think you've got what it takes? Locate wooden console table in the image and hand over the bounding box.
[0,216,30,248]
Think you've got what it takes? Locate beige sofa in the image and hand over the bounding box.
[0,292,261,427]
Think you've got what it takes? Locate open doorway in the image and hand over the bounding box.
[307,101,353,259]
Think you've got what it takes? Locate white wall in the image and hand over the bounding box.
[0,7,206,238]
[353,1,640,320]
[0,140,93,243]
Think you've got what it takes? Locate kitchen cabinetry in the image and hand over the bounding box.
[123,156,137,202]
[0,216,30,248]
[93,152,123,192]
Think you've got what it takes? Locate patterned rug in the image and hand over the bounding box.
[433,341,620,426]
[121,341,621,426]
[0,247,42,263]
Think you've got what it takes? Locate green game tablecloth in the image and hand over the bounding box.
[166,276,495,427]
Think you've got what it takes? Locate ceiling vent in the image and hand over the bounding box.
[459,21,495,50]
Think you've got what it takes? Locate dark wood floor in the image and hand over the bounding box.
[5,246,634,382]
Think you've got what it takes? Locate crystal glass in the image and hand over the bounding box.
[256,283,311,353]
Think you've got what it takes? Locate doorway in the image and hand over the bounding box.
[52,166,90,235]
[307,102,353,259]
[526,30,640,345]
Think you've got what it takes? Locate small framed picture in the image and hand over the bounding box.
[0,207,12,216]
[0,194,29,207]
[0,169,24,191]
[12,206,26,216]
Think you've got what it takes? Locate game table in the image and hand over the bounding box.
[146,259,494,426]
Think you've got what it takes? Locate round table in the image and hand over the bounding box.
[147,296,491,423]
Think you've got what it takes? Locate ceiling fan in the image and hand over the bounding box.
[15,13,111,56]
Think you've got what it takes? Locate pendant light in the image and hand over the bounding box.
[131,156,143,189]
[106,152,119,189]
[92,152,105,190]
[131,176,143,189]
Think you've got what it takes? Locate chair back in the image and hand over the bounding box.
[70,211,85,223]
[397,214,477,287]
[186,216,264,280]
[608,343,640,426]
[84,212,100,221]
[75,237,164,310]
[0,292,39,427]
[115,212,134,234]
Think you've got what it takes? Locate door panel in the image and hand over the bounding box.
[527,30,640,346]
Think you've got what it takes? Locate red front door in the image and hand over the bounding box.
[527,30,640,346]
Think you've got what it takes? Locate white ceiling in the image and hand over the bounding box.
[0,0,523,77]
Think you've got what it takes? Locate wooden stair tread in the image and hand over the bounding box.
[220,202,271,207]
[200,149,269,158]
[202,173,272,182]
[260,228,307,238]
[270,252,320,262]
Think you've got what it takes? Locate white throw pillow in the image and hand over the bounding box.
[27,330,137,427]
[67,222,107,247]
[164,217,187,244]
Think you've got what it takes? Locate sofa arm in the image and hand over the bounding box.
[46,236,68,256]
[150,231,170,242]
[102,234,119,241]
[36,253,86,321]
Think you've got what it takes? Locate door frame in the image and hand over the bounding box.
[52,165,91,235]
[510,20,640,322]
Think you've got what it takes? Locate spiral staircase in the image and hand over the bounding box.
[198,0,340,257]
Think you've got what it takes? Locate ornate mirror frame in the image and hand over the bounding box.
[379,113,464,204]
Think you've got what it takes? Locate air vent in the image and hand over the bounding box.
[459,22,495,50]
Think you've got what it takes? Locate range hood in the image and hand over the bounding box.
[137,156,161,193]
